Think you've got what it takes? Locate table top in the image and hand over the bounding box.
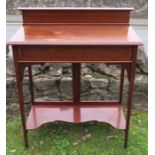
[19,7,134,11]
[8,24,143,46]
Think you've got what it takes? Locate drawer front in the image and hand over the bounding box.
[17,46,133,62]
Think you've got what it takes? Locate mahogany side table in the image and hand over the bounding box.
[7,7,143,148]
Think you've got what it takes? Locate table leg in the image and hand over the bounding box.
[124,48,137,148]
[15,63,28,147]
[119,65,125,104]
[28,65,34,104]
[72,63,81,103]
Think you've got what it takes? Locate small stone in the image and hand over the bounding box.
[81,133,91,141]
[138,119,141,124]
[98,64,121,77]
[82,67,92,75]
[84,74,92,78]
[81,63,87,68]
[34,78,60,100]
[105,135,118,141]
[34,78,56,91]
[10,149,16,153]
[49,69,62,77]
[89,78,108,88]
[6,77,15,85]
[136,75,144,81]
[48,64,63,77]
[39,141,44,145]
[73,140,81,146]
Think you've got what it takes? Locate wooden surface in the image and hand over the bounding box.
[19,7,133,24]
[8,24,142,45]
[15,45,132,63]
[26,104,126,130]
[19,7,134,10]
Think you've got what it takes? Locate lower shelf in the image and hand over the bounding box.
[26,104,126,130]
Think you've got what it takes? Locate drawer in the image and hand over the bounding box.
[17,45,133,62]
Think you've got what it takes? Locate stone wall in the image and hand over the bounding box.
[6,0,148,18]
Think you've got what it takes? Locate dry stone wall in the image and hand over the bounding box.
[6,51,148,107]
[6,0,147,18]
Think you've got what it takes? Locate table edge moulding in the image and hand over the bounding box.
[7,7,143,148]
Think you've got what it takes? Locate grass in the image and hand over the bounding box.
[6,112,147,155]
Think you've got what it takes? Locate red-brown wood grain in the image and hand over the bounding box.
[16,45,133,62]
[8,24,142,46]
[19,7,133,24]
[26,104,126,130]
